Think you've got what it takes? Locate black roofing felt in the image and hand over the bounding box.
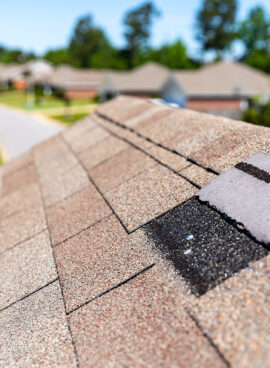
[144,197,268,296]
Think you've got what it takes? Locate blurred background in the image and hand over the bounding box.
[1,0,270,162]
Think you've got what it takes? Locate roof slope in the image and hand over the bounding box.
[174,61,270,97]
[0,96,269,367]
[37,64,106,89]
[102,62,169,93]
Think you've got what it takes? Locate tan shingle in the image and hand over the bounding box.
[0,96,269,367]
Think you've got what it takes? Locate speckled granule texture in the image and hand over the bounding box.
[66,126,110,154]
[190,124,270,173]
[1,96,270,367]
[0,230,57,310]
[62,116,98,146]
[1,162,38,196]
[160,113,239,159]
[133,108,184,143]
[69,265,227,368]
[122,104,168,128]
[180,164,216,187]
[0,199,46,253]
[79,135,128,171]
[33,135,89,207]
[0,182,42,219]
[106,164,197,232]
[190,254,270,368]
[2,151,32,176]
[0,281,77,367]
[90,146,157,193]
[143,197,268,296]
[47,183,112,246]
[54,215,155,313]
[145,144,189,171]
[97,95,152,123]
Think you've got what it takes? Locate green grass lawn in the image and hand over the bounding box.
[0,90,95,111]
[52,112,89,125]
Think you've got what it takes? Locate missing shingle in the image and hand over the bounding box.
[143,197,268,296]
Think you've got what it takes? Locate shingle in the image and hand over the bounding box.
[62,116,97,145]
[2,151,32,176]
[106,164,196,232]
[190,253,270,368]
[0,182,42,219]
[41,163,89,208]
[121,104,168,128]
[2,162,38,196]
[199,153,270,245]
[97,96,152,123]
[79,135,128,172]
[54,215,155,313]
[180,164,216,187]
[65,126,110,154]
[69,265,227,368]
[0,281,77,367]
[145,144,189,171]
[162,113,238,158]
[0,205,47,253]
[47,183,111,246]
[90,146,157,193]
[93,113,155,150]
[190,124,270,172]
[34,136,89,207]
[189,125,253,170]
[143,197,268,296]
[0,230,57,310]
[133,107,180,143]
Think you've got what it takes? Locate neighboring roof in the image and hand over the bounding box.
[0,63,19,82]
[0,96,270,367]
[173,61,270,97]
[40,64,106,90]
[1,59,53,82]
[102,62,169,93]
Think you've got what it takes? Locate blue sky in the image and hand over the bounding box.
[1,0,270,56]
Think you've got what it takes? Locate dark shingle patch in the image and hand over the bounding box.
[144,197,268,296]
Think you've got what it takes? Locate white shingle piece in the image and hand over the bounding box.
[199,152,270,245]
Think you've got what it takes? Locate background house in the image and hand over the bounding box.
[1,59,53,90]
[36,64,106,100]
[161,61,270,118]
[100,62,169,101]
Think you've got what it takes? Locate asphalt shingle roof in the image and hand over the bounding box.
[174,61,270,98]
[174,60,270,97]
[0,95,269,367]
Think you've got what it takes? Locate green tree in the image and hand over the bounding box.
[196,0,238,57]
[0,49,35,64]
[135,39,197,69]
[68,14,111,68]
[245,50,270,73]
[44,48,70,65]
[91,47,128,69]
[123,2,160,68]
[238,6,270,58]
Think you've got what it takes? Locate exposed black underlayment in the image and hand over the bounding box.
[143,197,269,296]
[235,162,270,184]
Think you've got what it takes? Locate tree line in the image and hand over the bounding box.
[0,0,270,73]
